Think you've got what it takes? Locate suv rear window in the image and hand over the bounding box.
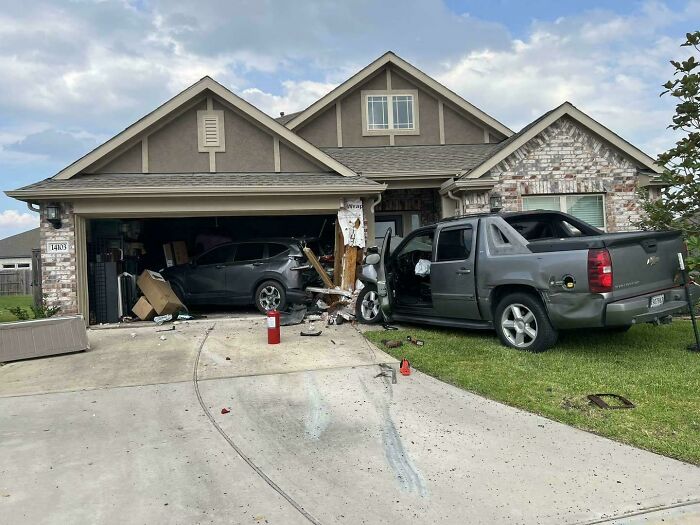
[267,243,289,258]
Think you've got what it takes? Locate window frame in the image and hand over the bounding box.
[361,89,420,136]
[522,193,607,231]
[436,225,474,262]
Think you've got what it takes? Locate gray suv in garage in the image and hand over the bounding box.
[161,238,314,313]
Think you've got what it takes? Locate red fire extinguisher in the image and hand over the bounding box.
[267,309,281,345]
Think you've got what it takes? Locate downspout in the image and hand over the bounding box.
[370,192,382,212]
[446,189,464,216]
[27,202,40,213]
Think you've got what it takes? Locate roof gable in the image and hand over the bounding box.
[55,77,358,179]
[285,51,513,138]
[461,102,664,179]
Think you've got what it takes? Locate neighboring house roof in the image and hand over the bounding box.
[460,101,664,180]
[0,228,39,259]
[285,51,514,138]
[274,111,302,125]
[323,144,499,175]
[52,77,358,180]
[7,172,384,200]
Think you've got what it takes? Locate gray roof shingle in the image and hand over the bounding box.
[0,228,39,258]
[13,172,381,193]
[322,143,501,174]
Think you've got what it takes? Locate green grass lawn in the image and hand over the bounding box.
[0,295,34,323]
[366,321,700,465]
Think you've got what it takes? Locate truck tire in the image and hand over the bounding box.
[355,284,383,324]
[495,292,558,353]
[255,280,287,314]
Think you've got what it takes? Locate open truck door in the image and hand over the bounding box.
[376,230,394,320]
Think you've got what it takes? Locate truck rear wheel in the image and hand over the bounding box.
[495,292,558,353]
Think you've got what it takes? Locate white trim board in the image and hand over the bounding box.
[463,102,664,180]
[54,77,358,179]
[285,51,513,138]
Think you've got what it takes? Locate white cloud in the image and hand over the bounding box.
[0,210,39,235]
[240,80,339,117]
[434,5,692,155]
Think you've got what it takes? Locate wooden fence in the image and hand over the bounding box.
[0,269,32,296]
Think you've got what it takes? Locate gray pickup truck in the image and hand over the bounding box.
[356,210,699,352]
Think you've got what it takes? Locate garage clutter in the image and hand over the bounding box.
[131,270,186,321]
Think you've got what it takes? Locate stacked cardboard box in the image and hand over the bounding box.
[132,270,185,320]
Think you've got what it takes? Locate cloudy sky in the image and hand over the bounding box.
[0,0,698,237]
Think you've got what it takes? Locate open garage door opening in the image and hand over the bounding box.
[85,214,336,324]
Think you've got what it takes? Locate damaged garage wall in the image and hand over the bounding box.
[40,203,79,315]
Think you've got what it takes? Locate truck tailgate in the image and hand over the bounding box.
[603,231,684,298]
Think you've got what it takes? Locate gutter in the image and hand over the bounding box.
[5,183,388,201]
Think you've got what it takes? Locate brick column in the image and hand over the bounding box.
[40,202,78,315]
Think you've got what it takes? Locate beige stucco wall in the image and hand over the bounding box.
[341,72,390,147]
[443,105,485,144]
[97,142,142,173]
[148,102,210,173]
[297,106,338,148]
[213,102,276,172]
[279,143,324,172]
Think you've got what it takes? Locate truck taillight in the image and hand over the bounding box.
[588,248,613,293]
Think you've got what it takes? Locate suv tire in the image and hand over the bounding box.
[494,292,558,353]
[355,284,383,324]
[255,280,287,314]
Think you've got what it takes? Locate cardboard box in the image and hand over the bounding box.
[132,296,156,321]
[163,243,175,268]
[171,241,189,265]
[137,270,185,315]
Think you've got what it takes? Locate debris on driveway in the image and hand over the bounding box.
[406,335,424,346]
[381,339,403,349]
[220,408,230,415]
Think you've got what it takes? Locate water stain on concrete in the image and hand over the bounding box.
[303,372,330,440]
[359,370,428,497]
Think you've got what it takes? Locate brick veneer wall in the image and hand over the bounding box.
[377,188,441,225]
[462,117,645,232]
[40,202,78,315]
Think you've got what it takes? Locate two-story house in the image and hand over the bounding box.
[6,52,665,320]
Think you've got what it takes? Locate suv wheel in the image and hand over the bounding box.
[255,281,287,314]
[494,292,558,353]
[356,284,382,324]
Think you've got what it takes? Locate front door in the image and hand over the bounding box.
[430,222,480,319]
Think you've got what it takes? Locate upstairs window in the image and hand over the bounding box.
[362,90,419,136]
[367,95,389,130]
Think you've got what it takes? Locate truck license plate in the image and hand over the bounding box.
[650,294,665,308]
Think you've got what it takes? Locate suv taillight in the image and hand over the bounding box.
[588,248,613,293]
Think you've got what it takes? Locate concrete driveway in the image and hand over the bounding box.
[1,317,699,524]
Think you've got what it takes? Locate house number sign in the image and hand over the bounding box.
[46,241,69,253]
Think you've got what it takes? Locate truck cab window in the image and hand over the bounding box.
[437,227,473,261]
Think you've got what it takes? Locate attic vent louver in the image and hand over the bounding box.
[203,115,220,147]
[197,109,225,152]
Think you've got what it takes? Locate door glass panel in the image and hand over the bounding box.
[235,243,264,262]
[197,245,235,265]
[437,227,473,261]
[396,233,434,260]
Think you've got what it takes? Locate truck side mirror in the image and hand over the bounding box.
[365,253,381,265]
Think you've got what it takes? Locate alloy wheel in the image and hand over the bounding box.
[500,303,538,348]
[360,290,380,321]
[259,285,281,310]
